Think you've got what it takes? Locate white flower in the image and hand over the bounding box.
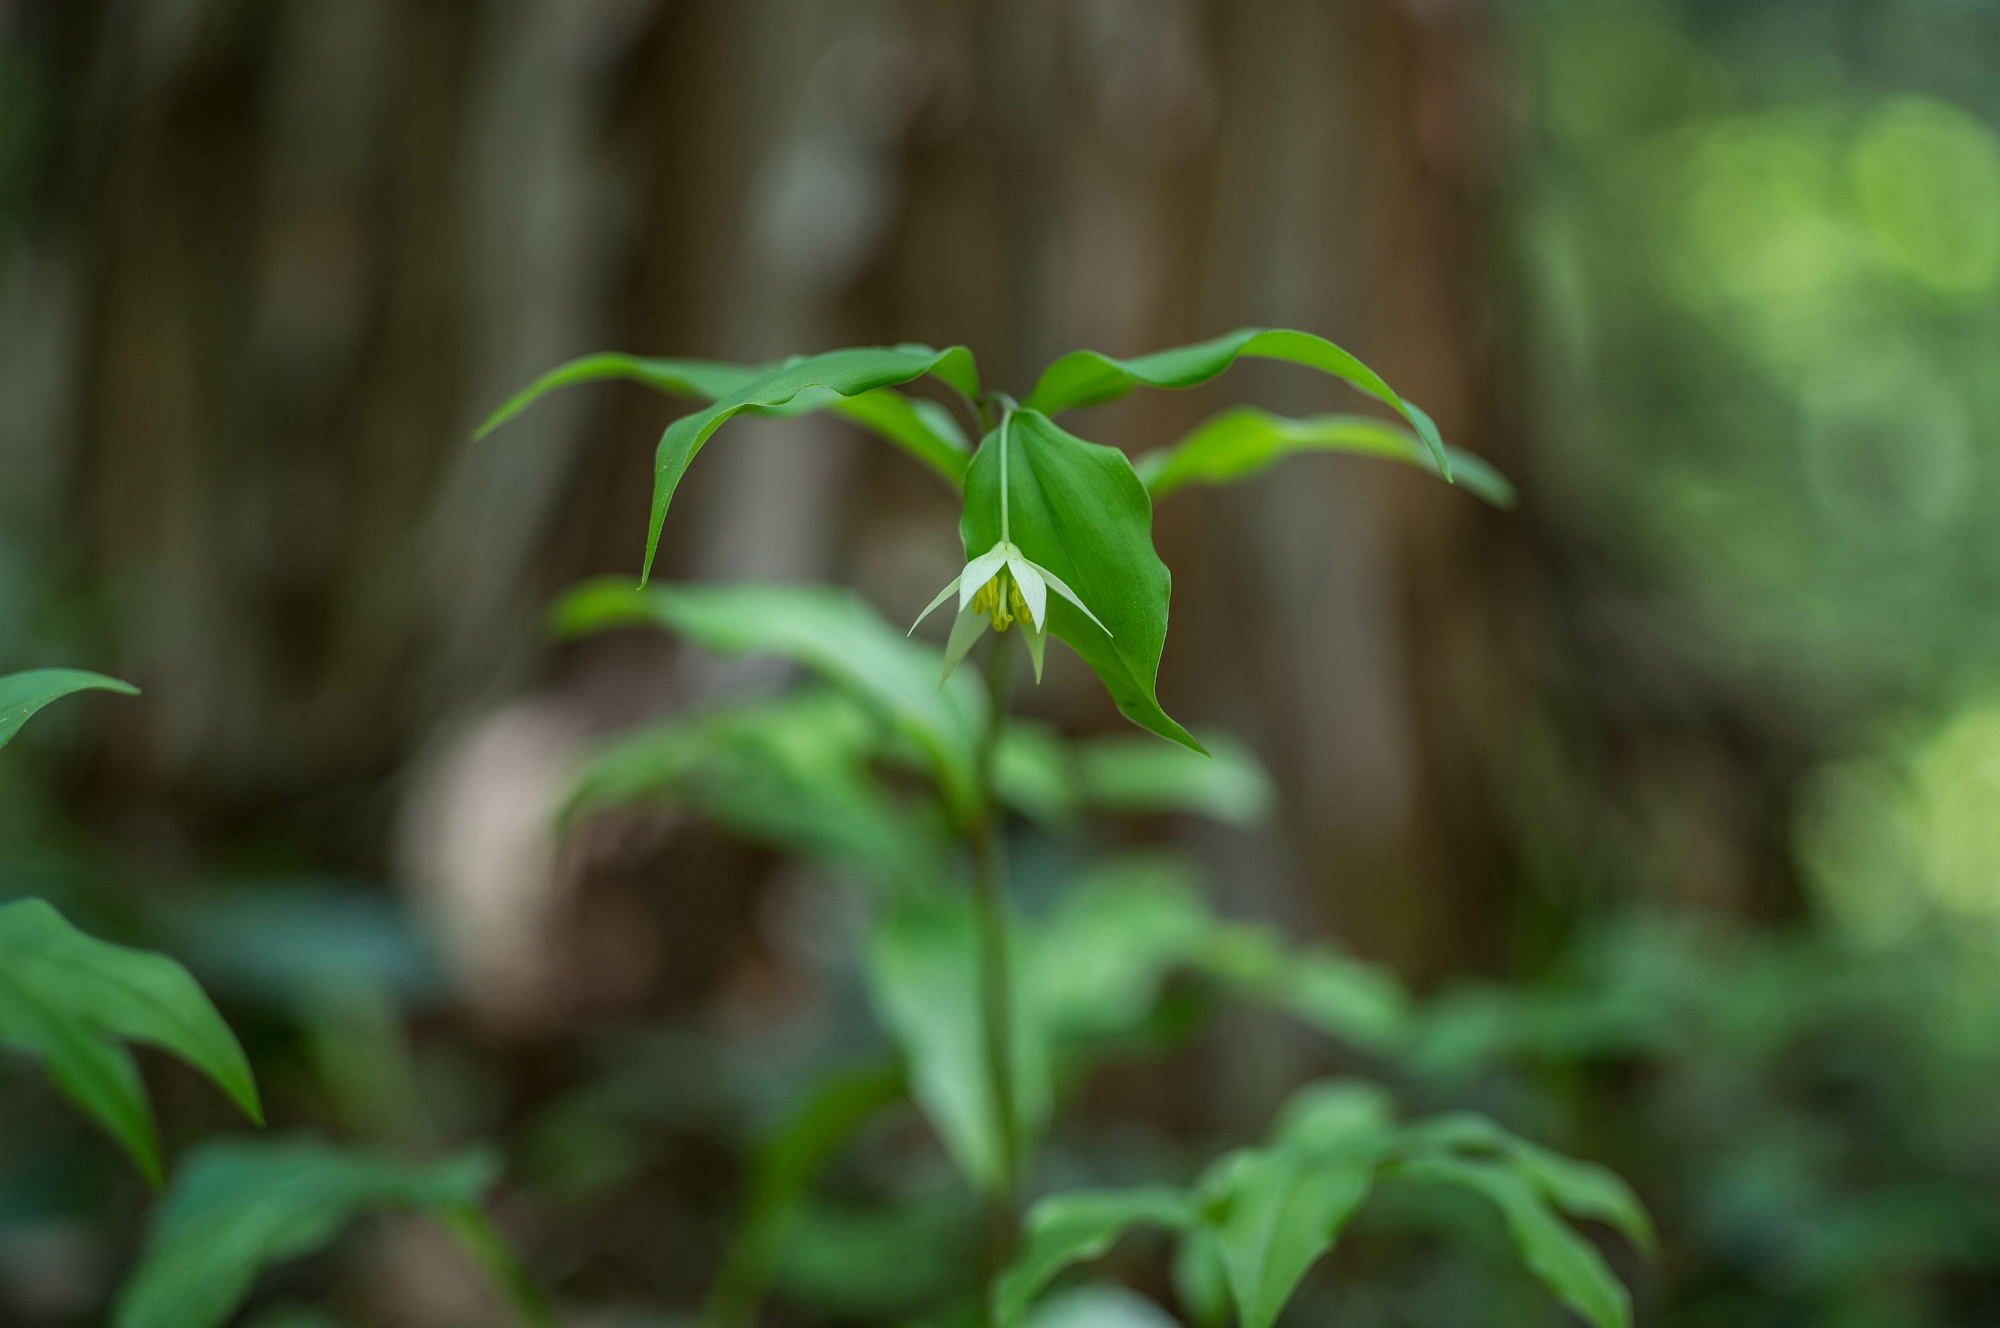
[909,539,1109,684]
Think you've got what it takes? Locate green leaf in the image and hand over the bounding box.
[0,899,261,1186]
[1198,925,1411,1051]
[0,668,138,751]
[995,1187,1195,1328]
[1191,1081,1399,1328]
[564,689,941,895]
[555,579,987,821]
[474,353,972,489]
[1022,328,1451,478]
[993,721,1082,828]
[963,412,1197,751]
[1028,1284,1182,1328]
[1075,730,1273,826]
[641,345,979,578]
[1171,1226,1232,1328]
[1034,857,1212,1044]
[1399,1114,1656,1256]
[113,1137,499,1328]
[1395,1155,1632,1328]
[708,1060,908,1328]
[866,892,1050,1192]
[1135,408,1515,508]
[1204,1146,1378,1328]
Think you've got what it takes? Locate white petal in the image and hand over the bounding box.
[957,544,1011,611]
[1021,616,1047,683]
[939,600,988,686]
[1006,554,1048,629]
[908,574,963,635]
[1023,558,1111,637]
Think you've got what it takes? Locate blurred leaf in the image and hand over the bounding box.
[474,352,972,488]
[1196,1079,1396,1328]
[1026,1284,1182,1328]
[994,721,1081,828]
[1202,1148,1377,1328]
[1021,328,1450,478]
[1400,1113,1656,1256]
[867,893,1050,1193]
[770,1193,977,1317]
[640,345,979,578]
[1135,408,1514,508]
[0,667,137,750]
[0,898,261,1187]
[709,1060,907,1328]
[566,688,940,893]
[1199,925,1411,1051]
[963,412,1197,751]
[995,1187,1195,1328]
[556,580,987,820]
[113,1137,500,1328]
[1394,1154,1631,1328]
[1035,857,1211,1044]
[1075,730,1273,826]
[1171,1226,1232,1328]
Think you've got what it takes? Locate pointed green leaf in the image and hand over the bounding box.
[474,353,972,488]
[0,899,262,1186]
[1023,328,1451,478]
[1171,1226,1232,1328]
[963,412,1197,751]
[1396,1155,1632,1328]
[1400,1113,1655,1256]
[555,579,986,821]
[995,1187,1195,1328]
[1135,408,1514,507]
[113,1137,499,1328]
[866,893,1050,1192]
[0,668,138,751]
[1193,1078,1397,1328]
[641,345,979,578]
[1205,1147,1378,1328]
[1075,730,1273,825]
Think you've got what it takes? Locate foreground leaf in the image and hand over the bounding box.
[113,1137,501,1328]
[1195,1080,1396,1328]
[556,580,986,820]
[641,345,979,578]
[1022,328,1451,477]
[867,893,1050,1192]
[1136,408,1514,507]
[995,1187,1195,1327]
[962,412,1196,751]
[1396,1155,1631,1328]
[0,668,138,750]
[473,353,972,488]
[0,899,261,1186]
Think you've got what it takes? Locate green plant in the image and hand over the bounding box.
[486,328,1643,1328]
[0,672,551,1328]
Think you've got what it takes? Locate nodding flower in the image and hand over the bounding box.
[908,408,1109,685]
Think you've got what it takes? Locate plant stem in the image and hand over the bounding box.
[971,629,1021,1319]
[443,1205,559,1328]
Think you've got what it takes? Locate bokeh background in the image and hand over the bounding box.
[5,0,2000,1324]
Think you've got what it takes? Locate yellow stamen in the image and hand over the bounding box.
[970,570,1030,632]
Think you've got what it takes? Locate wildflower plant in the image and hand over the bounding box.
[482,327,1642,1328]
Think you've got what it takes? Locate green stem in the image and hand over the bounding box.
[443,1205,560,1328]
[971,630,1021,1322]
